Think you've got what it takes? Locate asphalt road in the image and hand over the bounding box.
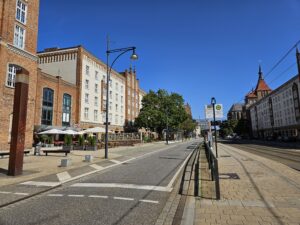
[222,140,300,171]
[0,141,198,225]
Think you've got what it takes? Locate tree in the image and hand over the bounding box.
[135,89,188,138]
[179,116,197,137]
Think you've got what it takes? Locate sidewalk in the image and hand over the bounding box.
[194,143,300,225]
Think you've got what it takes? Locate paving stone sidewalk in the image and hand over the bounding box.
[195,143,300,225]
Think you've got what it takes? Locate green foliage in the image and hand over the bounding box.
[48,136,53,144]
[64,135,72,146]
[135,89,188,137]
[40,134,49,143]
[78,135,85,146]
[220,119,249,137]
[88,135,96,146]
[179,117,197,137]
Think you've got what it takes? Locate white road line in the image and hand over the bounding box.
[20,142,186,188]
[20,181,61,187]
[139,199,159,204]
[71,183,172,192]
[113,197,134,201]
[88,195,108,199]
[89,164,104,170]
[68,194,84,198]
[57,171,71,182]
[167,149,194,189]
[110,159,122,164]
[14,192,29,196]
[48,194,64,197]
[0,191,11,194]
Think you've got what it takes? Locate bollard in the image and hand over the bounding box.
[60,159,71,167]
[84,155,93,162]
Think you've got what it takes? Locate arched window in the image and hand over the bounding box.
[41,88,54,125]
[62,94,71,126]
[292,83,300,120]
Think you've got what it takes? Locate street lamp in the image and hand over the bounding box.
[211,97,218,158]
[105,46,138,159]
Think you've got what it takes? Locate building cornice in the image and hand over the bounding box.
[6,43,38,61]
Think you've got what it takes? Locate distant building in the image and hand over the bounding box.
[249,50,300,140]
[245,65,272,107]
[227,103,244,120]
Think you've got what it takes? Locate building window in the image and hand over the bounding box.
[94,110,98,121]
[85,79,89,89]
[95,96,98,107]
[6,64,17,88]
[86,65,90,75]
[41,88,54,125]
[121,85,124,92]
[14,25,25,49]
[95,84,98,93]
[292,83,300,120]
[95,71,99,80]
[116,104,118,112]
[16,0,27,24]
[109,101,112,110]
[109,91,112,99]
[62,94,71,126]
[116,93,118,101]
[85,93,89,104]
[84,108,89,120]
[116,82,119,91]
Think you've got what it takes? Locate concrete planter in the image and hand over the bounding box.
[63,145,73,151]
[85,146,97,151]
[73,146,85,151]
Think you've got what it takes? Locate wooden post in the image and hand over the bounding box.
[8,68,29,176]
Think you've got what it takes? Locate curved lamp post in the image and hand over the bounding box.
[211,97,218,158]
[105,46,138,159]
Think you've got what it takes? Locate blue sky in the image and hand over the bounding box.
[38,0,300,119]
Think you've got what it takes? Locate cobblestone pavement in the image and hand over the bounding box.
[195,143,300,225]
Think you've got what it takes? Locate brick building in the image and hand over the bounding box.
[34,69,78,130]
[120,67,144,126]
[0,0,39,150]
[37,46,145,133]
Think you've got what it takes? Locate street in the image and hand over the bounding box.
[0,141,198,225]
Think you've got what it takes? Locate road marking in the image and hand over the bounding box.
[57,171,71,182]
[110,159,122,164]
[48,194,64,197]
[0,191,11,194]
[19,142,188,188]
[167,149,195,189]
[113,197,134,201]
[14,192,29,196]
[68,194,84,198]
[20,181,61,187]
[88,195,108,199]
[139,199,159,204]
[71,183,172,192]
[89,164,104,170]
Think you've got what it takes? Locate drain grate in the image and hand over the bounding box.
[220,155,231,158]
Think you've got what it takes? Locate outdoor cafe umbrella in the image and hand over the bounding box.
[63,129,79,135]
[38,129,67,135]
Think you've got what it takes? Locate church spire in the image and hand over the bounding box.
[258,64,263,80]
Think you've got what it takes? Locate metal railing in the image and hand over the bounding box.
[204,142,220,200]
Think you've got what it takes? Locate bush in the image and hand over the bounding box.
[88,135,96,146]
[78,135,85,146]
[64,135,72,146]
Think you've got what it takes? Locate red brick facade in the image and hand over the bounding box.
[0,0,39,150]
[34,70,78,128]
